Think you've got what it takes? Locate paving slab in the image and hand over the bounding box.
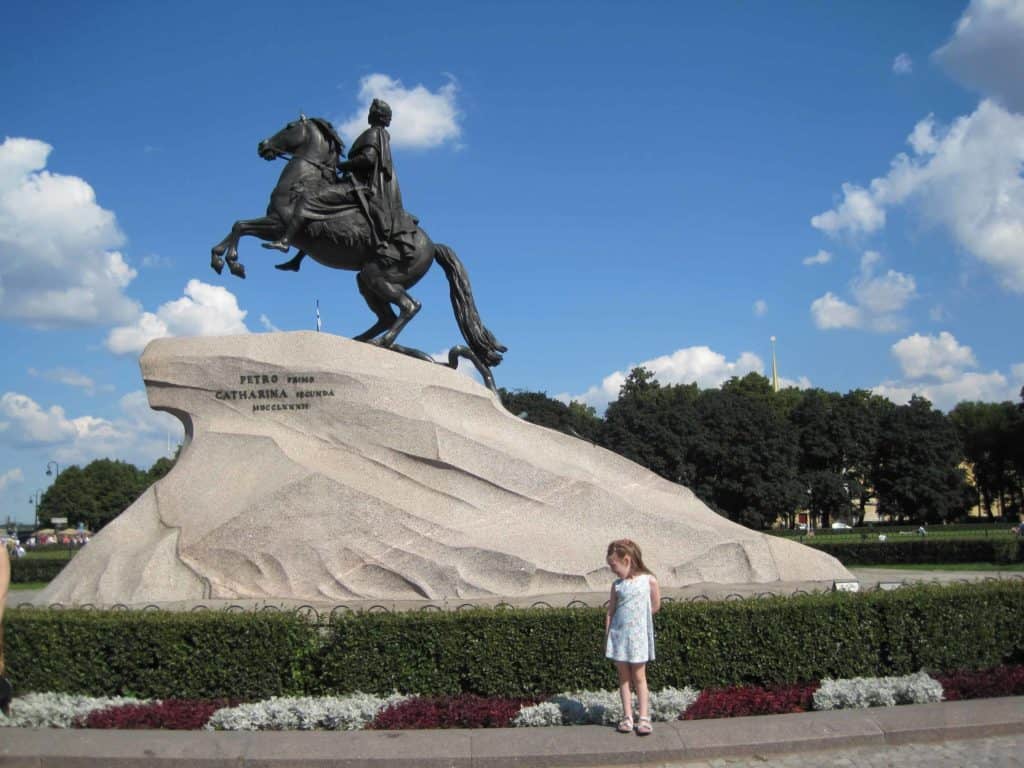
[869,695,1024,745]
[669,708,884,760]
[469,724,684,767]
[240,729,472,768]
[0,728,252,768]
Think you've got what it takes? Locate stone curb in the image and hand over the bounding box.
[0,696,1021,767]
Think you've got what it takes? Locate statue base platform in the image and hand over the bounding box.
[39,332,852,606]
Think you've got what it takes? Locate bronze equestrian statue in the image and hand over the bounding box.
[210,102,505,390]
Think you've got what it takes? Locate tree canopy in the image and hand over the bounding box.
[38,453,178,532]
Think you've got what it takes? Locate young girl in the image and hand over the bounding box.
[605,539,661,735]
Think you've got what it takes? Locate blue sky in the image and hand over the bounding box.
[2,0,1023,524]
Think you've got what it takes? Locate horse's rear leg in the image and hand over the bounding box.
[356,263,419,346]
[353,269,398,342]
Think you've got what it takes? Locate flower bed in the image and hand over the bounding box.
[369,694,538,729]
[1,667,1019,730]
[681,683,817,720]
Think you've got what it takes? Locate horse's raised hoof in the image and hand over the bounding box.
[275,257,302,272]
[211,255,224,275]
[228,261,247,279]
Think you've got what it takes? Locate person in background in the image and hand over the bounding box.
[0,544,11,715]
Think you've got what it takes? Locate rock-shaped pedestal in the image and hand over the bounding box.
[40,332,851,605]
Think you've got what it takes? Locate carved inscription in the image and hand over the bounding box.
[214,373,335,413]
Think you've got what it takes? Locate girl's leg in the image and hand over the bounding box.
[614,661,633,727]
[631,663,650,722]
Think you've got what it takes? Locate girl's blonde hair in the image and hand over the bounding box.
[606,538,652,576]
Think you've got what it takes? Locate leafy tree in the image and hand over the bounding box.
[873,396,971,524]
[38,459,150,532]
[147,445,181,484]
[951,400,1023,519]
[836,390,891,526]
[498,389,602,442]
[601,368,699,485]
[689,374,803,529]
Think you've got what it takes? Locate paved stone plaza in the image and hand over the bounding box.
[642,734,1023,767]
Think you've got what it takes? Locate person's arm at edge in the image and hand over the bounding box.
[649,575,661,614]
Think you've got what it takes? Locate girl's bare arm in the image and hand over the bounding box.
[649,575,661,614]
[605,584,617,633]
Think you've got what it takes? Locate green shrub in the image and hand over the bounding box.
[4,582,1022,699]
[808,538,1021,565]
[9,558,67,584]
[4,610,316,699]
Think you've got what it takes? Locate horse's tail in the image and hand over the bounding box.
[434,244,506,368]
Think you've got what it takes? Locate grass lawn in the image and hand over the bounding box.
[21,548,77,561]
[871,562,1024,572]
[782,531,1018,545]
[9,582,49,590]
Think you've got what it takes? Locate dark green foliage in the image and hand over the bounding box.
[690,376,803,529]
[808,538,1022,565]
[497,389,602,443]
[9,558,67,584]
[950,400,1023,520]
[873,396,972,524]
[7,583,1020,698]
[4,611,314,699]
[602,368,699,486]
[39,460,151,532]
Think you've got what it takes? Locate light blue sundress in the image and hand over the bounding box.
[605,573,655,663]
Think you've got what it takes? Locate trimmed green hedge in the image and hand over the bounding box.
[9,558,68,584]
[808,538,1022,565]
[4,611,316,699]
[4,582,1023,699]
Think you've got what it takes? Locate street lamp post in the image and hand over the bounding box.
[46,461,60,478]
[29,490,42,530]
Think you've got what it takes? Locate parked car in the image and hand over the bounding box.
[831,522,852,529]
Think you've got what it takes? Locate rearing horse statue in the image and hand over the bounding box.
[210,114,506,390]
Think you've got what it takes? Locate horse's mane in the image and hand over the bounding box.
[309,118,345,162]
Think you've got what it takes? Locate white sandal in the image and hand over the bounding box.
[616,717,634,733]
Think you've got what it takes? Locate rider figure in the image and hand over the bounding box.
[264,99,408,262]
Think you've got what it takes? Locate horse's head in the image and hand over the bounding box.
[258,114,314,161]
[258,115,344,165]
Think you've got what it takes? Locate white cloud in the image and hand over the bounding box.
[0,467,23,492]
[893,53,914,75]
[873,329,1020,410]
[106,279,249,355]
[933,0,1024,112]
[259,314,280,333]
[811,101,1024,292]
[339,74,461,150]
[0,390,182,467]
[753,299,768,317]
[810,252,916,331]
[810,181,886,235]
[0,137,141,327]
[874,371,1016,411]
[891,331,977,381]
[28,367,98,395]
[559,346,764,411]
[851,268,916,318]
[810,292,862,329]
[802,249,832,266]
